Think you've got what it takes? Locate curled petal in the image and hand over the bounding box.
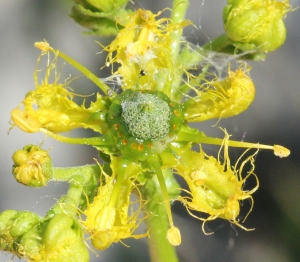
[185,64,255,122]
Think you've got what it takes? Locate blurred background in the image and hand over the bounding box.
[1,0,299,261]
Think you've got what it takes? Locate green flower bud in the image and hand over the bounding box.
[0,210,41,255]
[19,213,89,262]
[12,145,53,187]
[223,0,292,52]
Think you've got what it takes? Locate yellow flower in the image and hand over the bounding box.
[102,8,192,92]
[10,50,108,134]
[83,158,148,250]
[163,130,258,233]
[10,8,290,249]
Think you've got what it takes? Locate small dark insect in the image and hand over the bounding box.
[140,70,146,76]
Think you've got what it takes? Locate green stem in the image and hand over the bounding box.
[42,44,113,95]
[49,165,100,216]
[62,175,85,216]
[168,0,189,100]
[147,155,175,228]
[202,34,232,52]
[40,128,113,146]
[53,164,100,181]
[48,174,84,217]
[171,0,189,60]
[177,129,276,152]
[57,51,111,94]
[201,34,265,60]
[141,176,178,262]
[108,157,128,208]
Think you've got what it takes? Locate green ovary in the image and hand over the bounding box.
[121,92,171,140]
[107,89,185,161]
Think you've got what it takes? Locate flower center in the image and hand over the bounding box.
[107,90,185,161]
[121,92,170,140]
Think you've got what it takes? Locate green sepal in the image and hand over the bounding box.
[70,2,131,36]
[78,168,98,210]
[71,5,119,36]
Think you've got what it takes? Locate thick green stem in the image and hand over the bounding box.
[62,175,85,216]
[171,0,189,60]
[108,157,128,208]
[48,174,84,217]
[168,0,190,100]
[141,177,178,262]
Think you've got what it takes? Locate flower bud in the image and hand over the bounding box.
[0,210,41,255]
[19,213,89,262]
[12,145,53,187]
[223,0,292,52]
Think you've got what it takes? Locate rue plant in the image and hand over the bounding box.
[2,0,292,261]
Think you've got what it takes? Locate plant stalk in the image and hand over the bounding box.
[141,177,179,262]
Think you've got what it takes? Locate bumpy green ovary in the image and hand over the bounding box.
[122,92,171,140]
[107,90,185,161]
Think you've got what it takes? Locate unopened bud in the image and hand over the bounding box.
[223,0,292,52]
[12,145,53,187]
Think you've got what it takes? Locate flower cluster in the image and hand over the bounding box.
[2,1,292,261]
